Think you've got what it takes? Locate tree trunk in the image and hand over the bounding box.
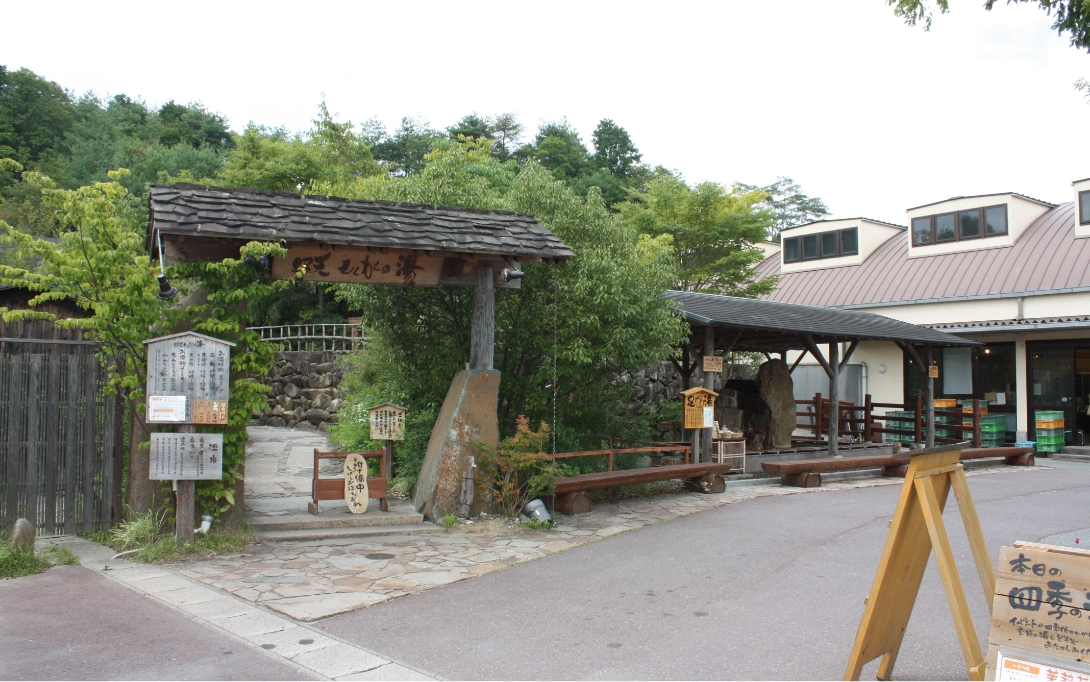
[124,398,161,516]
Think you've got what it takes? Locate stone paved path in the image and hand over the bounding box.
[179,431,1047,622]
[244,426,332,500]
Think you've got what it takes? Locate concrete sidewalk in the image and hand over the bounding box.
[6,537,432,681]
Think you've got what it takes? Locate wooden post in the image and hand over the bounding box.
[926,345,935,448]
[814,392,823,438]
[972,398,981,448]
[469,266,494,371]
[25,355,41,529]
[176,424,196,543]
[864,394,874,443]
[384,439,394,481]
[702,324,716,463]
[915,395,923,444]
[829,342,840,457]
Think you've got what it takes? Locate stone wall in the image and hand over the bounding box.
[251,351,347,432]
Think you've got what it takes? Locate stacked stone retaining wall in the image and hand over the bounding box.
[251,351,347,432]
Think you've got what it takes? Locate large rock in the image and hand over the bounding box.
[283,382,300,398]
[306,408,330,425]
[312,393,333,410]
[413,370,500,522]
[755,359,795,449]
[11,518,34,550]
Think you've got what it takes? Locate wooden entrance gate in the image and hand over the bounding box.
[0,353,118,535]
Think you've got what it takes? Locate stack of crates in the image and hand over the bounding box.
[960,400,1002,447]
[1035,410,1066,453]
[884,410,916,443]
[935,398,958,440]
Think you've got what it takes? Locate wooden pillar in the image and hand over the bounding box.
[469,266,495,371]
[926,345,935,448]
[176,425,195,543]
[814,392,823,438]
[701,324,716,463]
[829,342,840,457]
[864,394,873,442]
[971,398,981,448]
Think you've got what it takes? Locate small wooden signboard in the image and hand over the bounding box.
[846,444,995,681]
[149,433,224,480]
[344,452,370,514]
[986,542,1090,680]
[680,387,718,429]
[369,403,407,441]
[930,365,940,379]
[703,355,724,373]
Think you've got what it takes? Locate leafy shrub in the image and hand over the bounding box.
[440,513,459,529]
[476,416,560,518]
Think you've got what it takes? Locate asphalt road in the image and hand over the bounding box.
[317,462,1090,681]
[0,565,311,681]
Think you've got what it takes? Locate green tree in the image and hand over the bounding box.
[888,0,1090,50]
[325,141,685,486]
[519,120,589,180]
[447,113,493,141]
[591,119,642,179]
[156,100,234,150]
[619,176,775,296]
[0,66,75,170]
[371,117,444,176]
[734,176,830,241]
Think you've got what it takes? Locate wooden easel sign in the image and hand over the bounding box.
[846,444,996,681]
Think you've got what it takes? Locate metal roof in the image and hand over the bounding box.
[664,290,977,349]
[906,192,1056,212]
[755,202,1086,309]
[147,184,574,262]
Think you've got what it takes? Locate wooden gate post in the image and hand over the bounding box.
[829,342,840,457]
[469,267,495,371]
[176,424,196,543]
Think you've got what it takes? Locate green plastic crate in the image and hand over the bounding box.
[1036,427,1065,437]
[1037,442,1064,453]
[1035,410,1064,421]
[962,400,989,408]
[1036,435,1066,447]
[979,423,1005,433]
[980,415,1007,426]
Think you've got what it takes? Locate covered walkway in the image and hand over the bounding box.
[663,291,979,457]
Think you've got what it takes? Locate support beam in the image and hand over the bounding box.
[702,324,716,463]
[840,340,858,370]
[469,266,495,370]
[801,335,833,377]
[789,350,809,374]
[926,344,935,448]
[896,341,927,374]
[829,342,840,457]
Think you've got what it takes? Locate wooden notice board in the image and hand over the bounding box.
[986,542,1090,679]
[144,332,233,424]
[703,355,724,373]
[680,387,717,429]
[846,444,996,681]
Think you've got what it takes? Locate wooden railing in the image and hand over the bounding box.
[547,444,693,469]
[795,393,994,448]
[252,323,363,353]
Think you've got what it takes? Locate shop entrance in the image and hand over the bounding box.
[1027,341,1090,445]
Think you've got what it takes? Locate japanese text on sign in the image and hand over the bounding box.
[149,433,224,480]
[270,245,444,287]
[369,404,406,441]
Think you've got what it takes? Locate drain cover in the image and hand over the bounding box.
[366,553,395,560]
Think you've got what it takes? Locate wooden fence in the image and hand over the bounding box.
[0,353,118,536]
[795,392,993,447]
[253,323,363,353]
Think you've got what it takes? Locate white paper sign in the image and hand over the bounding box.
[147,395,187,423]
[997,651,1090,682]
[703,406,715,428]
[149,433,224,480]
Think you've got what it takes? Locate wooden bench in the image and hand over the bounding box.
[548,444,736,514]
[761,446,1035,487]
[308,449,389,514]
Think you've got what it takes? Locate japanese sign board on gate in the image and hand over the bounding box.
[270,244,445,287]
[987,542,1090,679]
[369,403,407,441]
[144,332,234,424]
[149,432,224,480]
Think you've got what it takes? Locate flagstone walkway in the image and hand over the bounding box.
[172,428,1045,622]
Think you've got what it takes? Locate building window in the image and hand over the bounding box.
[1080,190,1090,225]
[911,204,1008,246]
[783,237,800,262]
[783,227,859,264]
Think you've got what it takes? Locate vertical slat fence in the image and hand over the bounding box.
[0,353,116,536]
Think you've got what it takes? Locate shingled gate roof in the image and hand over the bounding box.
[664,290,978,349]
[147,184,574,262]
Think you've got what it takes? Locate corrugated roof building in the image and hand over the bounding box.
[752,181,1090,445]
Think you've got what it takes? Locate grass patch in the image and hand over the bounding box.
[520,518,552,531]
[439,513,459,529]
[0,538,80,579]
[88,505,254,563]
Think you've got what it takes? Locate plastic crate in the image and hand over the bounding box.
[980,438,1005,448]
[1036,435,1066,447]
[1035,410,1064,421]
[1036,419,1064,429]
[935,399,958,408]
[962,407,989,416]
[962,399,989,408]
[1036,427,1065,437]
[1015,441,1037,448]
[980,423,1005,433]
[1037,442,1064,453]
[980,415,1007,426]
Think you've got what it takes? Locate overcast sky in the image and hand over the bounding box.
[4,0,1089,224]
